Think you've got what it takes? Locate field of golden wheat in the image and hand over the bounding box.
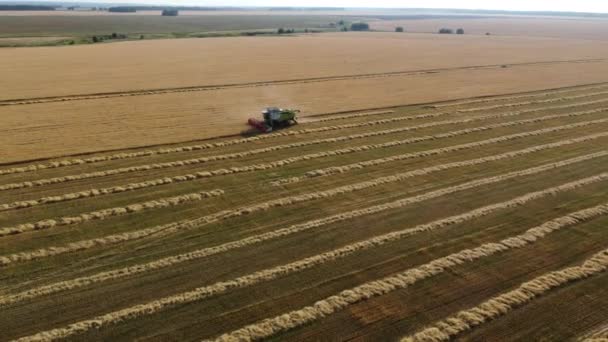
[6,32,608,100]
[5,33,608,162]
[1,82,608,341]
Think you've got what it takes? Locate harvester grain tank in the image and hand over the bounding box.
[248,107,299,133]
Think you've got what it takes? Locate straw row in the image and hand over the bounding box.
[3,94,607,177]
[11,175,608,342]
[274,122,608,185]
[430,84,608,108]
[3,117,606,214]
[457,89,608,113]
[0,111,446,176]
[403,249,608,341]
[3,173,606,310]
[0,190,224,237]
[5,106,607,193]
[305,110,396,122]
[581,324,608,341]
[214,202,608,342]
[1,150,604,268]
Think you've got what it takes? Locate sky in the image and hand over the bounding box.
[37,0,608,13]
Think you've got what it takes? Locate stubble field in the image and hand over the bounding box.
[2,82,608,341]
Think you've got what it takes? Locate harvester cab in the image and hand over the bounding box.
[248,107,299,133]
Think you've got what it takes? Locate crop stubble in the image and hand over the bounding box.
[2,81,608,341]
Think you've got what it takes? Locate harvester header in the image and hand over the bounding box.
[248,107,300,133]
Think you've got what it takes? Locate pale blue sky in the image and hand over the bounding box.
[37,0,608,13]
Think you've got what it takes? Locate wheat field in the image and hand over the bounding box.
[5,32,608,163]
[1,82,608,341]
[4,32,608,100]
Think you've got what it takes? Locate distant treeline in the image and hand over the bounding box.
[107,7,181,15]
[369,15,496,20]
[162,9,178,16]
[108,7,136,13]
[0,5,56,10]
[269,7,345,11]
[109,6,249,11]
[107,6,345,12]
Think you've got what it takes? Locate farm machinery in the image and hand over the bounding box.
[248,107,299,133]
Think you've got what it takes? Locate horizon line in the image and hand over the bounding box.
[3,2,608,15]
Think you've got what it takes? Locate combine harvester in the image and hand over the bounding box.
[248,107,299,133]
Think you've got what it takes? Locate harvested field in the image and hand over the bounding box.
[2,84,608,341]
[584,325,608,340]
[402,247,608,342]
